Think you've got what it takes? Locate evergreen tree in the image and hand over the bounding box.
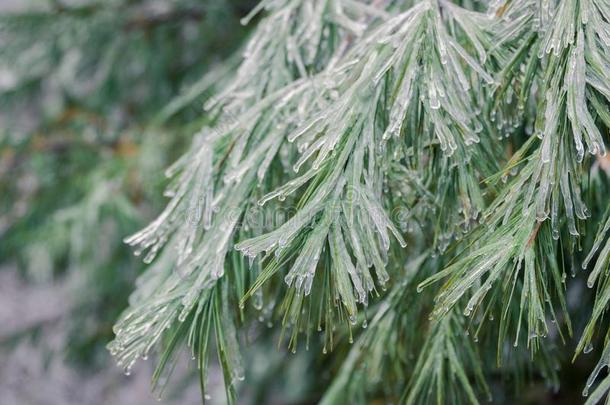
[111,0,610,403]
[4,0,610,403]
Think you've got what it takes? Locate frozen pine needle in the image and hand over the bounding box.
[108,0,610,404]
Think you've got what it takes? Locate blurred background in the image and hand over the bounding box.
[0,1,605,405]
[0,1,258,403]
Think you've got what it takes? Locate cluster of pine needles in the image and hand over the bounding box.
[102,0,610,403]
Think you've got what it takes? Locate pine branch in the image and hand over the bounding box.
[104,0,610,403]
[111,1,381,400]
